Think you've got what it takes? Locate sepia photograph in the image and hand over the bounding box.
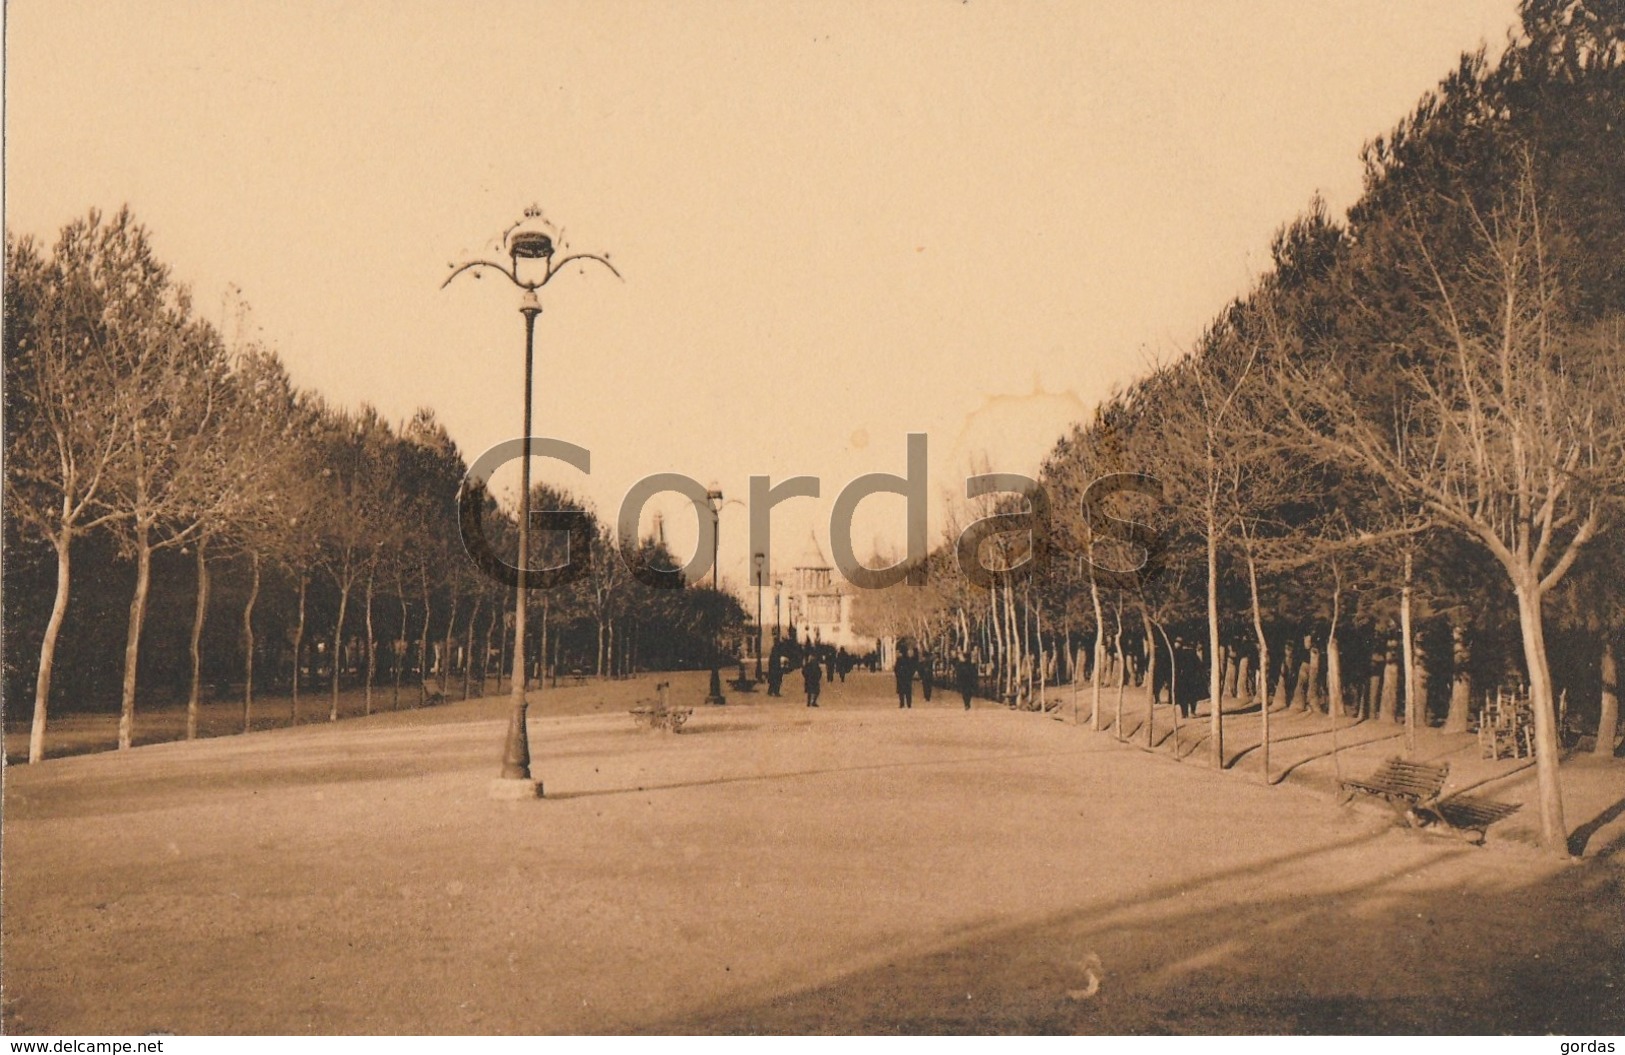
[3,0,1623,1040]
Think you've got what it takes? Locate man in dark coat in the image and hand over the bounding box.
[802,654,823,707]
[954,651,977,710]
[766,643,784,697]
[895,647,916,708]
[1173,638,1204,718]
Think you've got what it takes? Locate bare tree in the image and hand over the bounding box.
[5,219,132,762]
[95,225,235,751]
[1281,172,1625,851]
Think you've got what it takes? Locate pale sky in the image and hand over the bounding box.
[4,1,1520,594]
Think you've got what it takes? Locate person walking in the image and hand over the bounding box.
[802,654,823,707]
[919,651,934,702]
[954,651,977,710]
[895,646,916,708]
[766,649,784,697]
[1173,638,1203,719]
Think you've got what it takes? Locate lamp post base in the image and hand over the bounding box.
[488,777,543,800]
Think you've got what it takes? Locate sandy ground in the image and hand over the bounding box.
[3,671,1622,1035]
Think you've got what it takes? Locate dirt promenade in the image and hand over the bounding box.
[4,672,1622,1034]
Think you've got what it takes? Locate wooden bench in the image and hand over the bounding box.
[629,681,691,732]
[629,705,691,732]
[1341,757,1520,843]
[1340,757,1450,825]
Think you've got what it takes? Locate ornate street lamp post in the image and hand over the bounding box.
[753,552,766,681]
[444,208,618,794]
[704,486,727,705]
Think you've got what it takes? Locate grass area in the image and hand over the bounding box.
[3,670,660,764]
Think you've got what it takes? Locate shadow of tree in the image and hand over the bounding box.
[645,834,1625,1035]
[1569,793,1625,858]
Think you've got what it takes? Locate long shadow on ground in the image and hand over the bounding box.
[647,835,1625,1035]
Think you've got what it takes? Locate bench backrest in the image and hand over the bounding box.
[1371,757,1449,796]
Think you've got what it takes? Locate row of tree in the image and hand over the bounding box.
[5,210,743,763]
[853,0,1624,855]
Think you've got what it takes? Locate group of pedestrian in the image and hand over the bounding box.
[893,646,928,707]
[1150,636,1206,718]
[767,639,982,711]
[890,647,980,711]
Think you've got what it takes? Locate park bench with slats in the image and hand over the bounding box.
[1341,756,1520,843]
[1341,757,1450,820]
[629,681,691,732]
[629,704,691,731]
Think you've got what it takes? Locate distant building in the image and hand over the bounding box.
[774,532,872,654]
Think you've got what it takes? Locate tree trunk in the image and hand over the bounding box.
[1380,630,1400,724]
[1037,602,1048,710]
[1446,623,1472,734]
[540,596,550,690]
[479,608,492,693]
[394,591,408,709]
[1090,578,1104,731]
[417,575,432,705]
[1513,584,1568,854]
[364,567,377,716]
[1327,629,1343,719]
[1207,523,1222,768]
[1141,607,1155,748]
[1416,636,1432,733]
[481,604,498,695]
[439,595,459,697]
[1064,628,1074,689]
[1113,600,1126,736]
[29,531,75,763]
[118,530,154,751]
[1245,551,1269,781]
[464,596,481,700]
[1401,552,1418,751]
[1306,638,1324,714]
[1001,575,1014,698]
[292,574,307,723]
[1327,567,1344,720]
[1293,637,1312,711]
[330,584,350,722]
[1023,583,1034,693]
[242,551,261,734]
[1272,637,1292,710]
[1367,649,1383,722]
[497,610,509,694]
[1598,635,1620,758]
[187,539,211,740]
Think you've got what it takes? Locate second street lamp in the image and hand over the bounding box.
[704,487,726,706]
[444,208,619,796]
[753,552,765,682]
